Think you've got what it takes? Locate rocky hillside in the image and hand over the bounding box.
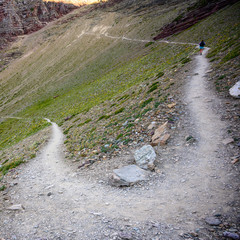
[153,0,239,40]
[0,0,239,177]
[0,0,78,49]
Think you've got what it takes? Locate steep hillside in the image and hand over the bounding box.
[0,0,239,173]
[0,0,239,239]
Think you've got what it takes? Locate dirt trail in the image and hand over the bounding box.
[0,43,239,239]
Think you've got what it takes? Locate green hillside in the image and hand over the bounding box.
[0,0,239,172]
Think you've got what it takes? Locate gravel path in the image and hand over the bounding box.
[0,45,239,240]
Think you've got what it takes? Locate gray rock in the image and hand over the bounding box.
[7,204,24,210]
[205,216,221,226]
[110,165,148,187]
[223,231,240,240]
[229,81,240,98]
[134,145,156,170]
[222,138,234,145]
[118,231,132,239]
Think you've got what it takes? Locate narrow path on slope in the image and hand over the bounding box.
[0,43,238,240]
[75,28,198,46]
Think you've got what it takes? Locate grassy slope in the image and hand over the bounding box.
[170,2,240,92]
[0,0,239,170]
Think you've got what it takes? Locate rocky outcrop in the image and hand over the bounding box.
[0,0,78,48]
[153,0,239,40]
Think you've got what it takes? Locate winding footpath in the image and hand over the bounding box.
[0,35,239,239]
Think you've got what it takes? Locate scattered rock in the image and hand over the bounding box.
[78,160,95,169]
[223,231,240,240]
[222,138,234,145]
[90,212,103,216]
[109,165,148,187]
[151,122,171,146]
[118,231,133,239]
[231,158,239,164]
[167,102,176,108]
[134,145,156,170]
[205,216,221,226]
[185,135,196,144]
[7,204,24,210]
[64,115,73,121]
[147,121,157,130]
[229,81,240,98]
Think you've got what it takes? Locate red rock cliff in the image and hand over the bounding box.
[0,0,78,48]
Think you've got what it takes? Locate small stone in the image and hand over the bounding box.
[222,138,234,145]
[64,115,73,121]
[205,216,221,226]
[47,192,52,196]
[223,231,240,240]
[185,135,196,143]
[7,204,24,210]
[118,231,132,239]
[231,158,239,164]
[229,81,240,98]
[228,229,238,233]
[147,121,157,130]
[90,212,102,216]
[167,102,176,108]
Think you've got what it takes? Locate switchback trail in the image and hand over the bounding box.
[0,40,239,239]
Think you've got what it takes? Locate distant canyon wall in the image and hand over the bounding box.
[0,0,78,48]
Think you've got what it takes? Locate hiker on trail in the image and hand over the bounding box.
[199,40,205,55]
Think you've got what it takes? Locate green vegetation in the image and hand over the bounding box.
[174,14,184,22]
[171,1,240,93]
[0,118,50,150]
[77,119,92,127]
[156,71,164,78]
[147,82,159,93]
[145,42,154,47]
[140,98,153,108]
[0,185,6,191]
[98,115,110,121]
[181,57,191,64]
[0,159,24,175]
[0,0,239,164]
[114,108,125,115]
[221,45,240,63]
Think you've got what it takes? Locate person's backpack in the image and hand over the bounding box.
[200,41,205,47]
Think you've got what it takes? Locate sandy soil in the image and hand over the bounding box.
[0,43,239,240]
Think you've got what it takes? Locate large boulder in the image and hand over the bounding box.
[229,81,240,98]
[110,165,148,187]
[134,145,156,170]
